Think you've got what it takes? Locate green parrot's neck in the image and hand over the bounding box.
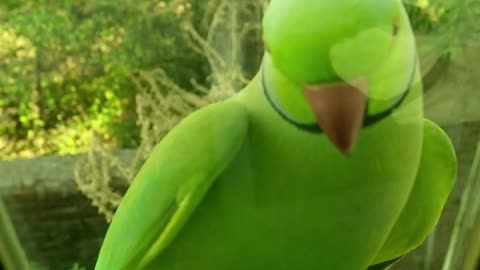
[262,54,319,132]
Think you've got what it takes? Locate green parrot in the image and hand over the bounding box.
[94,0,456,269]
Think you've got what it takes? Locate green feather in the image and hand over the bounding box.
[372,119,457,264]
[94,101,248,270]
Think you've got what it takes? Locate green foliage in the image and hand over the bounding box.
[0,0,210,159]
[404,0,480,59]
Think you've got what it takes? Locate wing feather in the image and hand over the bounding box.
[94,101,249,270]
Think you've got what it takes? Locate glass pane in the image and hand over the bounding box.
[0,1,479,270]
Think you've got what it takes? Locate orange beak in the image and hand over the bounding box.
[303,81,367,155]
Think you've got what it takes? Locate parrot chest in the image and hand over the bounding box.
[150,111,423,270]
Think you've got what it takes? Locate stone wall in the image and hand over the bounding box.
[0,151,135,270]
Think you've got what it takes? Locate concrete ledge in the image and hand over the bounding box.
[0,150,135,270]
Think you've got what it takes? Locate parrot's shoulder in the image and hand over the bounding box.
[171,99,249,138]
[153,99,250,156]
[189,98,249,126]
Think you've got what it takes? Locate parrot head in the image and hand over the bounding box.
[262,0,416,155]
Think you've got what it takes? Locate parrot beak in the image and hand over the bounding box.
[303,80,367,155]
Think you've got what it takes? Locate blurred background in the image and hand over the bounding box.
[0,0,479,269]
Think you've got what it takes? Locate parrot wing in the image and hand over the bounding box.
[94,100,249,270]
[371,118,457,265]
